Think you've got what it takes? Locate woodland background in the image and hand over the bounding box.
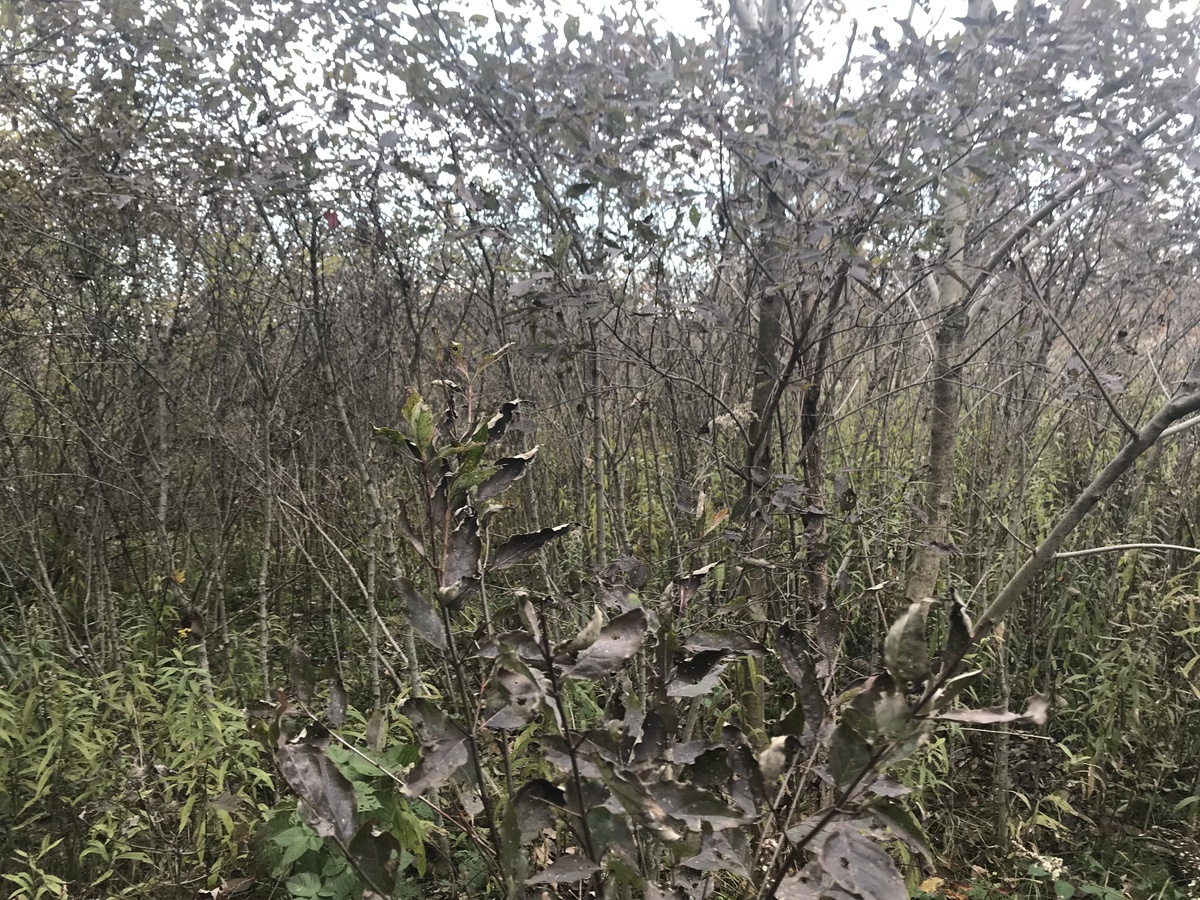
[3,0,1200,898]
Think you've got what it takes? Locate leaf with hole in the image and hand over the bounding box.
[667,650,731,698]
[484,645,545,730]
[561,608,648,679]
[819,823,907,900]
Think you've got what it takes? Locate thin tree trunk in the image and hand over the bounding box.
[257,416,274,698]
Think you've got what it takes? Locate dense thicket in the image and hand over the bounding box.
[2,0,1200,897]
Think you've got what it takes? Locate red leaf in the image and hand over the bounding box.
[323,209,340,229]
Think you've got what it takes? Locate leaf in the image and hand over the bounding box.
[348,824,401,895]
[499,797,528,888]
[935,695,1049,726]
[776,865,828,900]
[930,669,983,711]
[365,708,387,753]
[819,823,907,900]
[683,630,765,656]
[944,594,973,664]
[476,447,538,504]
[400,698,470,797]
[563,14,580,42]
[561,608,648,679]
[667,650,731,698]
[673,562,719,608]
[288,643,316,703]
[513,779,565,841]
[584,805,638,859]
[275,742,357,843]
[653,780,750,831]
[490,523,572,571]
[828,722,872,791]
[526,854,600,885]
[842,675,912,743]
[327,678,347,728]
[883,600,933,685]
[680,828,751,878]
[442,515,481,587]
[565,181,593,199]
[778,626,827,745]
[556,606,605,654]
[405,392,436,456]
[484,645,545,730]
[394,575,448,650]
[373,425,423,461]
[486,400,522,442]
[867,799,934,864]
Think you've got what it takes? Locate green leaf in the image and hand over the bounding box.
[373,425,422,461]
[285,872,322,898]
[404,392,435,456]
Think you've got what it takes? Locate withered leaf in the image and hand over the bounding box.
[561,608,648,679]
[490,523,573,571]
[276,742,357,844]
